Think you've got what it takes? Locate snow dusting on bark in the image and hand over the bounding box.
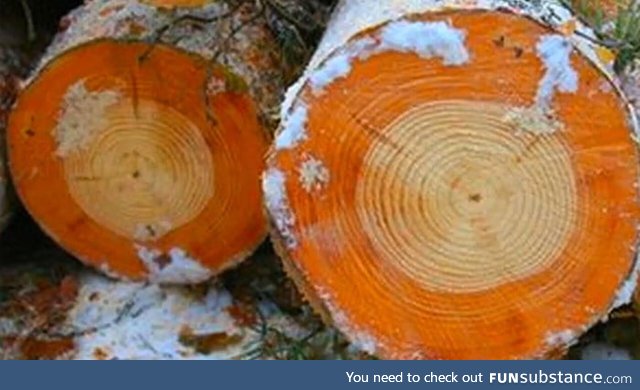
[611,253,640,309]
[308,20,469,94]
[263,168,297,248]
[317,288,378,356]
[275,105,309,151]
[545,329,578,349]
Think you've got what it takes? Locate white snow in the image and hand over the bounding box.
[309,37,378,93]
[379,20,470,65]
[275,105,309,151]
[310,55,353,93]
[136,245,213,284]
[611,253,640,309]
[66,272,250,360]
[536,34,579,109]
[545,329,577,348]
[298,155,330,193]
[262,168,297,248]
[307,20,469,94]
[317,288,378,356]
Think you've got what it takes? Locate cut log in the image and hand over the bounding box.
[8,0,284,283]
[264,0,640,359]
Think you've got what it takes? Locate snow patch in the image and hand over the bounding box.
[307,21,469,94]
[55,81,121,157]
[545,329,577,348]
[263,168,297,248]
[275,105,309,151]
[310,55,352,93]
[611,253,640,309]
[379,20,470,65]
[309,37,378,93]
[136,245,212,284]
[298,155,330,193]
[536,35,579,110]
[66,272,249,360]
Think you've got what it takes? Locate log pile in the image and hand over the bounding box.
[1,0,639,360]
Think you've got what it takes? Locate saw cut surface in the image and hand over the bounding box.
[266,10,640,359]
[9,41,268,283]
[356,100,578,293]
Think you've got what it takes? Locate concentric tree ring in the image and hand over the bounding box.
[265,10,640,359]
[9,41,269,283]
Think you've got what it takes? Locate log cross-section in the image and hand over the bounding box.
[8,0,284,283]
[264,0,640,359]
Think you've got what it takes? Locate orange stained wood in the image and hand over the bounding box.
[8,40,268,282]
[268,10,640,359]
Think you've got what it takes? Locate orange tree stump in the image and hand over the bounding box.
[8,0,283,283]
[264,0,640,359]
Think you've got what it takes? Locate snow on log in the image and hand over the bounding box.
[7,0,284,283]
[265,0,640,359]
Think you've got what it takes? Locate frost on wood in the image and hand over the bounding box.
[66,272,251,360]
[536,35,579,110]
[307,20,469,94]
[310,55,352,93]
[317,288,378,356]
[309,37,378,93]
[275,105,309,151]
[136,245,213,284]
[55,81,121,157]
[545,329,578,350]
[298,155,330,193]
[282,0,616,120]
[263,168,297,248]
[611,253,640,309]
[378,20,470,65]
